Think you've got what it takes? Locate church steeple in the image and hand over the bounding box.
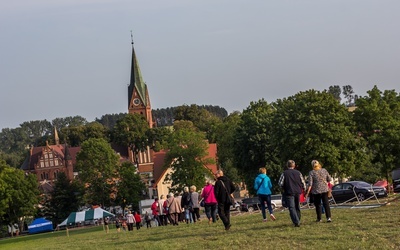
[128,34,153,128]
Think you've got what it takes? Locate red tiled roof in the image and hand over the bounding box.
[152,150,168,186]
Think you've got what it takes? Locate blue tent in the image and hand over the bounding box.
[28,218,53,234]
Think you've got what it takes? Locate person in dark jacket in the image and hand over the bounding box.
[278,160,306,227]
[214,170,236,230]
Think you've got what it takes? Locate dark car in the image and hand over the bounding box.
[331,181,388,203]
[240,195,282,212]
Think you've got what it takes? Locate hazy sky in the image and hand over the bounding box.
[1,0,399,130]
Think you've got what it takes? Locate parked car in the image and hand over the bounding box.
[240,195,282,212]
[392,168,400,193]
[331,181,388,203]
[230,201,241,211]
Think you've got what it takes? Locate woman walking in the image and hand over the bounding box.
[201,179,218,224]
[254,167,276,222]
[305,160,333,223]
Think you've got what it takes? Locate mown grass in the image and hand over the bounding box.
[1,195,399,250]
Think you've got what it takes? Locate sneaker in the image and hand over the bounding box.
[263,219,268,222]
[208,219,212,225]
[270,214,276,221]
[327,218,332,223]
[294,224,300,227]
[225,224,231,231]
[316,219,321,222]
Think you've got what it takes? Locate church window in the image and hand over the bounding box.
[50,160,54,167]
[40,161,44,168]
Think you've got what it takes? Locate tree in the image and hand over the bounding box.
[48,172,84,225]
[353,86,400,181]
[95,113,127,130]
[163,123,213,193]
[327,85,341,102]
[233,99,281,193]
[0,159,39,226]
[342,85,355,106]
[114,162,146,212]
[174,104,223,143]
[75,138,119,207]
[111,114,150,168]
[271,89,369,178]
[215,111,242,183]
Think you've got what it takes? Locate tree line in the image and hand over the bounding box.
[1,85,400,233]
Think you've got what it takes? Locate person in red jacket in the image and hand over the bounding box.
[134,211,142,230]
[151,198,162,226]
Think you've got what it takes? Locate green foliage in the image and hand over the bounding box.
[153,105,228,127]
[233,99,281,193]
[146,126,172,152]
[115,162,146,211]
[343,85,355,106]
[353,86,400,179]
[110,113,150,165]
[173,104,223,143]
[0,159,39,224]
[327,85,341,102]
[48,172,84,225]
[271,90,368,178]
[164,126,213,193]
[95,113,127,130]
[75,138,119,206]
[215,112,242,183]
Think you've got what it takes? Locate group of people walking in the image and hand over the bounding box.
[117,159,332,232]
[279,159,333,227]
[143,170,236,231]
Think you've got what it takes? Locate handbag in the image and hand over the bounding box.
[327,189,332,198]
[200,199,205,207]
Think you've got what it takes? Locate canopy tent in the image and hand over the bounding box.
[58,208,115,227]
[28,218,53,234]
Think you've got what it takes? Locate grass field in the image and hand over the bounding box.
[1,195,399,250]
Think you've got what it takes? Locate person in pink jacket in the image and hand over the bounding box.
[201,179,218,224]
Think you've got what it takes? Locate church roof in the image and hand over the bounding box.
[128,45,147,107]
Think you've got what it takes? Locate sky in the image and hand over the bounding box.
[1,0,399,130]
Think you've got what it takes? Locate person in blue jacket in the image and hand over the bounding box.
[254,167,276,222]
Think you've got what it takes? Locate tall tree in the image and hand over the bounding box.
[353,86,400,181]
[114,161,146,212]
[111,114,150,168]
[342,85,355,106]
[95,113,127,130]
[0,160,39,225]
[174,104,223,143]
[327,85,342,102]
[215,111,242,183]
[163,123,213,193]
[49,172,84,225]
[233,99,281,193]
[75,138,119,207]
[271,89,369,178]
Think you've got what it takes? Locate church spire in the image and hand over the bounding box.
[54,126,60,145]
[128,33,147,107]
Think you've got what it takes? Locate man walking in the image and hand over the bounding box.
[279,160,306,227]
[214,170,236,230]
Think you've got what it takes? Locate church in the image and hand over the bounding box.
[21,41,218,199]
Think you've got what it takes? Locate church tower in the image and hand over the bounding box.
[128,39,153,128]
[127,37,155,198]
